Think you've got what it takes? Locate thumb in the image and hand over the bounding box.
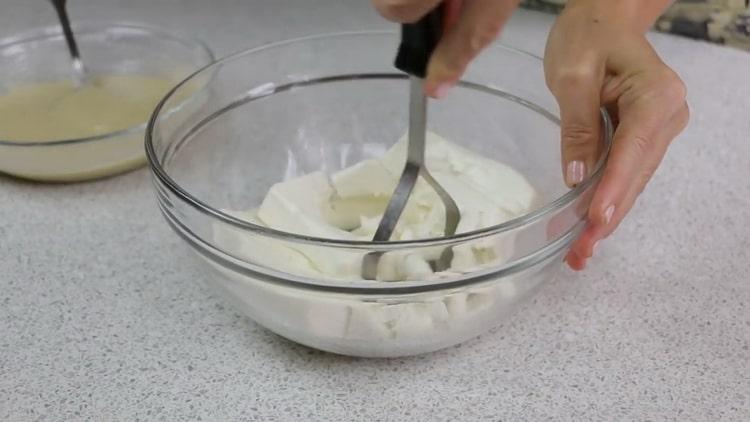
[424,0,517,97]
[547,65,605,187]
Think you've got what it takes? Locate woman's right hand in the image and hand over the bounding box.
[372,0,520,97]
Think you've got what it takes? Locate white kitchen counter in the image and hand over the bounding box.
[1,1,748,420]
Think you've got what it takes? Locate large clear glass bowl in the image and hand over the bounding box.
[146,32,612,358]
[0,23,214,182]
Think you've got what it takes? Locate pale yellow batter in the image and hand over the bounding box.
[0,75,174,141]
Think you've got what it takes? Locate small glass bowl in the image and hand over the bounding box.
[0,23,214,182]
[147,32,612,357]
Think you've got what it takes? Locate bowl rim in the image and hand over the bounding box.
[146,31,613,250]
[168,202,585,294]
[0,21,215,147]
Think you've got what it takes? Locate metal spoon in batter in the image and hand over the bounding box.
[49,0,87,86]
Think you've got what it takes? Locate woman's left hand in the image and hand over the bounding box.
[544,0,690,270]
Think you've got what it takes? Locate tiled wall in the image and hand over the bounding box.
[521,0,750,51]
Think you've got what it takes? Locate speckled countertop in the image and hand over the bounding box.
[1,1,749,420]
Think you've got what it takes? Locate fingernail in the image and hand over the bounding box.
[433,82,452,99]
[592,240,600,256]
[603,205,615,225]
[566,161,586,186]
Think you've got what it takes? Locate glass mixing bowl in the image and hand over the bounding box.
[0,23,214,182]
[146,32,612,358]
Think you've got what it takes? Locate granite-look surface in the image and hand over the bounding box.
[1,1,748,420]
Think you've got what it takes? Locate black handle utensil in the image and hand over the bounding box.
[362,4,461,280]
[49,0,87,85]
